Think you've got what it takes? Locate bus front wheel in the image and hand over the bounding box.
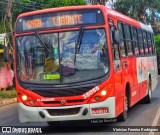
[117,95,128,122]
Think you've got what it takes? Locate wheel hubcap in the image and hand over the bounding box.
[148,80,152,98]
[125,97,128,111]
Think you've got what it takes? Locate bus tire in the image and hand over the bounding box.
[143,78,152,104]
[117,91,128,122]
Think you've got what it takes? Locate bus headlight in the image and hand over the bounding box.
[94,90,107,102]
[18,91,40,107]
[89,87,113,104]
[22,95,27,101]
[101,90,107,96]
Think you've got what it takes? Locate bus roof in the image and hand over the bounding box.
[17,5,153,33]
[17,5,104,18]
[106,7,153,33]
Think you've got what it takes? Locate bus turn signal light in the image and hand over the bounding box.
[95,96,100,101]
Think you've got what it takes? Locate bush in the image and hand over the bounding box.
[154,34,160,58]
[0,44,4,49]
[0,89,16,99]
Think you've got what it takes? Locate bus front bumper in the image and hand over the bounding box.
[18,97,115,123]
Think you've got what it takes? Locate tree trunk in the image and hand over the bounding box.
[138,6,146,24]
[92,0,107,5]
[5,0,13,47]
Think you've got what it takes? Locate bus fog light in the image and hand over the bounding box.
[29,100,34,105]
[95,96,100,101]
[101,90,107,96]
[22,95,27,101]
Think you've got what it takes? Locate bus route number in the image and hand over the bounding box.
[27,19,42,29]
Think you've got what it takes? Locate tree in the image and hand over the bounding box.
[86,0,107,5]
[11,0,86,21]
[5,0,13,45]
[42,0,86,8]
[154,34,160,58]
[115,0,160,24]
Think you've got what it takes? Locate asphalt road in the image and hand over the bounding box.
[0,77,160,135]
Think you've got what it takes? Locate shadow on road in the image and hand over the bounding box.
[37,121,118,134]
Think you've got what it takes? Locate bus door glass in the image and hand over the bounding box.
[109,22,123,108]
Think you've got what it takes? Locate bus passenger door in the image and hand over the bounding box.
[110,24,124,116]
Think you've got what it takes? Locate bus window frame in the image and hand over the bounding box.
[131,26,140,57]
[151,33,156,55]
[138,29,145,57]
[142,30,149,56]
[147,32,153,56]
[123,23,134,58]
[117,21,127,58]
[109,24,120,60]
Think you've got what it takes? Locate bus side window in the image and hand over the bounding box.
[132,27,139,56]
[138,29,144,56]
[118,22,126,57]
[147,32,152,55]
[113,44,120,60]
[124,24,133,57]
[110,25,120,60]
[151,34,155,55]
[143,31,149,55]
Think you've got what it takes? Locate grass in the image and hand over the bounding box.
[0,88,16,99]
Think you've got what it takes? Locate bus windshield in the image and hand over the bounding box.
[16,28,109,84]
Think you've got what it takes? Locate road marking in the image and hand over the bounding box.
[149,107,160,135]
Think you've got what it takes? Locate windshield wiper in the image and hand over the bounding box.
[74,27,84,65]
[76,27,84,53]
[34,31,51,54]
[34,31,63,83]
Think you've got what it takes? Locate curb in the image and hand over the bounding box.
[0,98,17,107]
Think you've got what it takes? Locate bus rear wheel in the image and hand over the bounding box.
[143,79,152,104]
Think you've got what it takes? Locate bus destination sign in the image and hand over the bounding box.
[16,9,104,33]
[26,14,83,29]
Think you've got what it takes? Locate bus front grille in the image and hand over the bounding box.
[43,99,85,104]
[33,86,93,97]
[47,107,81,116]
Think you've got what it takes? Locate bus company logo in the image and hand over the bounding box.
[2,127,11,133]
[37,98,55,102]
[60,98,66,105]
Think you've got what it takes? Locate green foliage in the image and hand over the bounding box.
[154,34,160,57]
[0,0,86,33]
[11,0,86,23]
[115,0,160,23]
[0,89,16,99]
[41,0,85,8]
[0,44,4,49]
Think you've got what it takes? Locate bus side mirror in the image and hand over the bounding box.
[114,30,120,44]
[3,46,11,62]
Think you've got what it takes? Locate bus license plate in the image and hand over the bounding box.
[91,108,108,114]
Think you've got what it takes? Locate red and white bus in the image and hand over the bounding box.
[12,5,158,123]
